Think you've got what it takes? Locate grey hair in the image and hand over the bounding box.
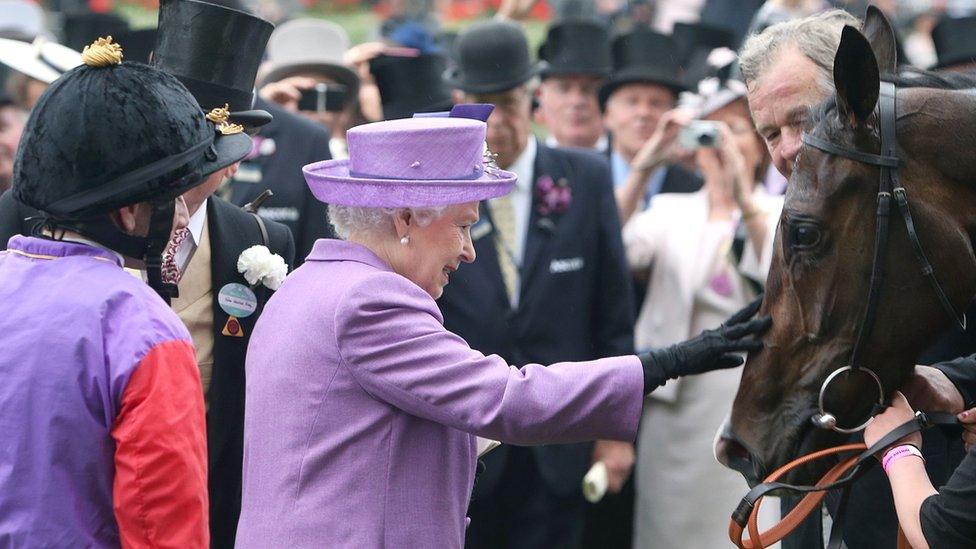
[328,204,447,240]
[738,9,861,95]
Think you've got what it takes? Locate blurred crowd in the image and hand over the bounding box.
[2,0,976,548]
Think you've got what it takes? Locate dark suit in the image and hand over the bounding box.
[438,144,634,547]
[226,98,333,265]
[201,197,294,548]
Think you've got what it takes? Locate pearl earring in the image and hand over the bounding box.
[400,235,409,246]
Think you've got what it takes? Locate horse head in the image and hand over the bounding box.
[716,10,976,484]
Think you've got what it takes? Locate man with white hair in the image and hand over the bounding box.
[739,9,976,548]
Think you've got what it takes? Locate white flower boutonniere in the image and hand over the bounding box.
[237,245,288,290]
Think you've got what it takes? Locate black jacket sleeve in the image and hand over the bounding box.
[933,354,976,409]
[920,447,976,548]
[587,156,635,358]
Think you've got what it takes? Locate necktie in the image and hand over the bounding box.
[491,194,518,303]
[161,227,190,285]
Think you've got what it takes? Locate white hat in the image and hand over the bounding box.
[261,18,359,95]
[0,0,46,41]
[0,36,82,84]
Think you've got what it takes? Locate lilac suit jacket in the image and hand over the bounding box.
[236,240,643,548]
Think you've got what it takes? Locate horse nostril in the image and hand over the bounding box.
[715,423,764,485]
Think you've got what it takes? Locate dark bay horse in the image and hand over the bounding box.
[716,16,976,484]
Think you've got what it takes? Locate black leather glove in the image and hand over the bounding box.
[638,296,771,394]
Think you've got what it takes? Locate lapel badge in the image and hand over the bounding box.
[221,315,244,337]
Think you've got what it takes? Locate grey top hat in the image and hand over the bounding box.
[261,18,359,97]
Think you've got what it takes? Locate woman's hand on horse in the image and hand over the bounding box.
[638,298,771,394]
[900,365,965,413]
[864,391,923,453]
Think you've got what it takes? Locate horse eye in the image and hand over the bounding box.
[790,223,822,250]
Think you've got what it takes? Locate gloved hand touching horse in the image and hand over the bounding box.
[638,296,771,394]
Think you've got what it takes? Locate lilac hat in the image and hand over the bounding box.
[303,104,516,207]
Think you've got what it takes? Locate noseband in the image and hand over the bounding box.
[801,81,967,433]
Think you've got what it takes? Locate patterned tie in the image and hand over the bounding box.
[161,227,190,285]
[490,195,518,303]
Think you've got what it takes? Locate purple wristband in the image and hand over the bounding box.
[882,444,924,474]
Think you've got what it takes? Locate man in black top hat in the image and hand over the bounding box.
[931,15,976,74]
[371,52,453,120]
[601,28,701,213]
[439,19,635,549]
[150,1,295,547]
[535,18,610,151]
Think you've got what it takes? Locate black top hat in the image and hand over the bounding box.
[671,22,734,66]
[371,53,454,120]
[538,18,611,79]
[598,28,686,108]
[932,16,976,70]
[113,28,156,64]
[445,20,539,94]
[153,0,274,129]
[61,11,130,52]
[14,38,249,219]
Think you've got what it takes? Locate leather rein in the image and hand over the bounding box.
[729,81,965,548]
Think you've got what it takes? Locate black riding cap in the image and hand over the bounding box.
[13,37,249,219]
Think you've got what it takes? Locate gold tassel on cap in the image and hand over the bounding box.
[82,36,123,67]
[206,104,244,135]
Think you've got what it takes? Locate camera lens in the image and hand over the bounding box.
[697,133,715,147]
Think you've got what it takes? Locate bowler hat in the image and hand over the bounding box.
[445,20,539,94]
[371,53,454,120]
[61,11,130,52]
[153,0,273,129]
[932,16,976,70]
[538,18,611,79]
[261,18,359,98]
[14,37,249,219]
[599,28,686,107]
[304,104,516,207]
[671,22,734,66]
[112,28,156,64]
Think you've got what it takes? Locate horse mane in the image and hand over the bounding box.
[808,67,976,135]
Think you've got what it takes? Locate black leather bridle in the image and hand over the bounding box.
[801,81,967,434]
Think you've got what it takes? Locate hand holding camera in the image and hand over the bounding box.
[629,108,694,173]
[259,76,348,113]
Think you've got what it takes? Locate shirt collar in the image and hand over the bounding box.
[5,235,124,267]
[545,133,608,152]
[186,198,208,247]
[506,135,537,192]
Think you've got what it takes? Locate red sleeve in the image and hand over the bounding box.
[112,338,209,549]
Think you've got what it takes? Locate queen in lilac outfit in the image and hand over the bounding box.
[235,106,767,548]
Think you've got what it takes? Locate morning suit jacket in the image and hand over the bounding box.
[438,144,635,496]
[199,196,294,549]
[226,98,334,264]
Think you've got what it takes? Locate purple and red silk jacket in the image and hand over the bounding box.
[0,236,209,548]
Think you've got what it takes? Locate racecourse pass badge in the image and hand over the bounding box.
[218,283,258,338]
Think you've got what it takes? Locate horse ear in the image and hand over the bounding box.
[834,25,880,127]
[862,5,898,74]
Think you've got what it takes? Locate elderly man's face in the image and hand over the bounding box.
[0,104,26,192]
[748,47,827,177]
[603,82,675,160]
[460,86,532,170]
[401,201,479,299]
[536,74,604,148]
